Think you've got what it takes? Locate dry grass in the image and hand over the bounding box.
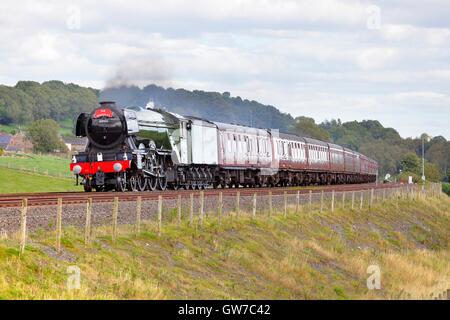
[0,193,448,300]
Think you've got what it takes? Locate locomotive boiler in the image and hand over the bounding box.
[70,101,378,192]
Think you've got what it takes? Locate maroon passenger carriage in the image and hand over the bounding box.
[70,101,378,192]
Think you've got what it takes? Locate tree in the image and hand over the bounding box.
[424,162,442,182]
[400,152,421,174]
[26,119,67,153]
[292,116,331,141]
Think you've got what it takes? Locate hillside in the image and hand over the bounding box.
[320,120,450,178]
[100,84,294,132]
[0,81,98,125]
[0,195,448,299]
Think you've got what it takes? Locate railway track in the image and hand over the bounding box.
[0,183,402,208]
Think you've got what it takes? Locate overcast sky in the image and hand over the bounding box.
[0,0,449,139]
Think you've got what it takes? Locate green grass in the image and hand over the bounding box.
[0,153,71,177]
[0,167,81,193]
[443,183,450,197]
[0,124,20,134]
[0,194,448,299]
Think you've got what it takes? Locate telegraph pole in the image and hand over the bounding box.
[422,136,425,183]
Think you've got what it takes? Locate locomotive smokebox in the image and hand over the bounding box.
[76,101,128,149]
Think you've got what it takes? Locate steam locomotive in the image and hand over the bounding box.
[70,101,378,192]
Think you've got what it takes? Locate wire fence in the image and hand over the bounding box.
[0,183,444,255]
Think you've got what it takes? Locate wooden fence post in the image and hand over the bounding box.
[136,196,142,234]
[396,188,400,208]
[331,190,335,213]
[320,190,324,213]
[370,188,374,208]
[383,189,386,202]
[359,191,364,210]
[85,198,92,246]
[199,191,204,227]
[351,191,355,210]
[284,191,287,217]
[218,192,223,225]
[157,195,162,237]
[269,191,273,217]
[56,198,62,253]
[189,193,194,226]
[309,190,312,211]
[236,191,240,218]
[252,193,257,219]
[177,194,182,227]
[19,198,28,255]
[342,192,346,209]
[112,196,119,242]
[296,190,300,213]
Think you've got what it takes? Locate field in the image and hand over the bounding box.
[0,194,448,299]
[0,167,80,193]
[0,121,74,137]
[0,153,71,177]
[58,119,75,137]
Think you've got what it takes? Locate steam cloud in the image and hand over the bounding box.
[104,53,173,89]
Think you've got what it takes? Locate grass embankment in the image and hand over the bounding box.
[0,153,71,177]
[0,195,449,299]
[0,167,80,193]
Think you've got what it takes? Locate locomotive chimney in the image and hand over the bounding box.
[99,101,117,108]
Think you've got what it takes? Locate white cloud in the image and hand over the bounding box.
[356,47,398,70]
